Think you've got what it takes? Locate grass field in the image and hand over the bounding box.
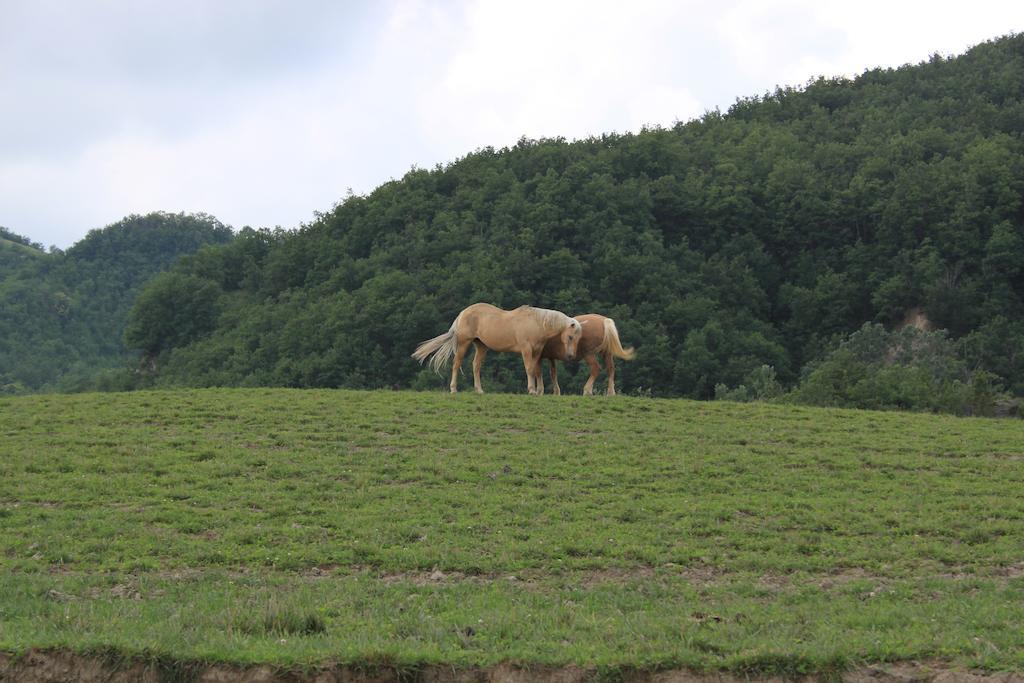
[1,389,1023,676]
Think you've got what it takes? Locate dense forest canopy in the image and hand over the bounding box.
[119,34,1022,405]
[4,34,1023,413]
[0,213,232,393]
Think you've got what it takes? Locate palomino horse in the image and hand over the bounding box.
[541,314,635,395]
[412,303,583,394]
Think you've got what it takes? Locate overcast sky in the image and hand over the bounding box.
[1,1,1020,249]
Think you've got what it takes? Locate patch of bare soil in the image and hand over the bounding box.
[372,564,729,589]
[3,652,1024,683]
[356,563,1024,591]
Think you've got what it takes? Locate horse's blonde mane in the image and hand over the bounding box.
[529,306,572,332]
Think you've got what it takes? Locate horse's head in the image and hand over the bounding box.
[561,317,584,360]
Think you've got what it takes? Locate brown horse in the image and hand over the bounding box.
[542,313,635,395]
[412,303,583,395]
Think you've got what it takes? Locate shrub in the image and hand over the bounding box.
[786,323,1010,415]
[714,364,784,402]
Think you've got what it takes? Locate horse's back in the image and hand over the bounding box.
[459,302,504,319]
[457,302,505,330]
[457,302,529,351]
[577,314,608,352]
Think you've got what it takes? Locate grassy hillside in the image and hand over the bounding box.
[2,390,1023,674]
[0,235,47,260]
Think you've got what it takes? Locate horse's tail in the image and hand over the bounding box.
[412,320,459,374]
[596,318,635,360]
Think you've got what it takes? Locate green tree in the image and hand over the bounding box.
[124,273,223,357]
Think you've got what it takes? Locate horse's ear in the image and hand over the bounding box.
[578,319,588,327]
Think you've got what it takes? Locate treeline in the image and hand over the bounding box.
[116,34,1023,411]
[0,213,232,393]
[7,34,1024,415]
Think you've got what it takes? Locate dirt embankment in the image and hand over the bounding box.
[3,651,1024,683]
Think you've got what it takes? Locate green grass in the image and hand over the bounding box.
[0,237,47,267]
[2,389,1023,673]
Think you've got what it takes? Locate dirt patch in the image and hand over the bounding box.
[377,568,518,587]
[843,663,1024,683]
[0,650,156,683]
[989,562,1024,580]
[372,567,677,590]
[295,564,1023,592]
[23,563,1024,593]
[898,307,934,332]
[573,566,657,587]
[3,651,1024,683]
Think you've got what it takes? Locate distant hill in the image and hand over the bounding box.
[120,33,1023,403]
[0,213,232,393]
[0,226,45,250]
[0,228,47,272]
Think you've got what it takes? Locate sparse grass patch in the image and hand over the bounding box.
[242,607,327,638]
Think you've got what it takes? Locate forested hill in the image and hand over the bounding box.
[127,34,1024,401]
[0,213,232,393]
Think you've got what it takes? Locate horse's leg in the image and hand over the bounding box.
[583,353,601,396]
[449,338,471,393]
[533,355,545,395]
[522,350,540,395]
[549,359,561,396]
[472,340,488,394]
[521,351,534,394]
[604,351,617,396]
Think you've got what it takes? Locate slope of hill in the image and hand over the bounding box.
[0,212,233,393]
[122,34,1024,400]
[1,389,1023,674]
[0,228,47,272]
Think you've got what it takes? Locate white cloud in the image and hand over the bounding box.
[419,0,706,147]
[814,0,1021,76]
[719,0,1022,89]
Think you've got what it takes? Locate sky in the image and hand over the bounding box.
[1,1,1020,249]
